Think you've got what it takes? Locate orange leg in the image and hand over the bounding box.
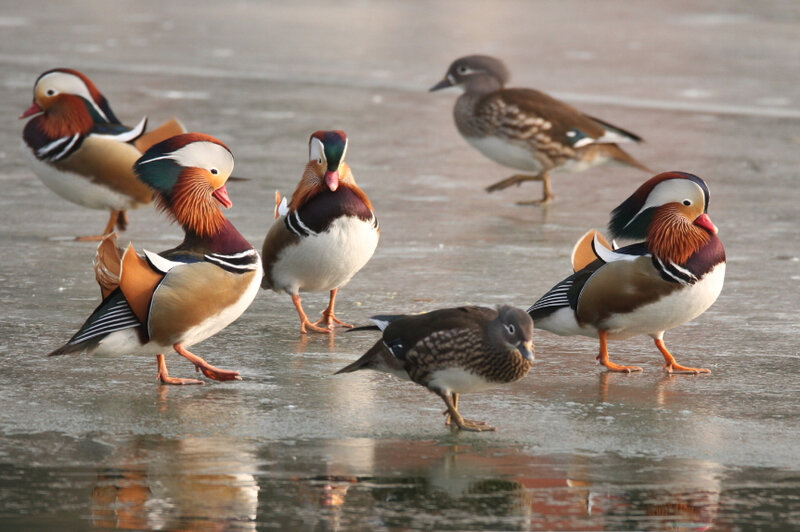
[313,288,354,329]
[292,294,331,334]
[654,338,710,374]
[75,210,125,242]
[173,344,242,381]
[596,330,643,373]
[156,353,204,385]
[115,210,128,231]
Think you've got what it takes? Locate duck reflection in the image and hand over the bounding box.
[270,438,720,531]
[92,465,150,529]
[91,435,259,530]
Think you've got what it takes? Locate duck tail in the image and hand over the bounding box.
[601,144,652,173]
[334,342,384,374]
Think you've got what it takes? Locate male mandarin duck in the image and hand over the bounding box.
[48,133,262,385]
[430,55,650,205]
[529,171,725,373]
[261,130,379,334]
[336,305,534,432]
[20,68,185,240]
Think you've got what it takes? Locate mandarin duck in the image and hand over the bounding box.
[336,305,534,432]
[529,171,725,374]
[261,130,379,334]
[20,68,186,240]
[48,133,262,385]
[430,55,650,205]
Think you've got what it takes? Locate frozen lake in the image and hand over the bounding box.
[1,1,799,529]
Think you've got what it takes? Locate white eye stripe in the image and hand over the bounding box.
[309,137,326,163]
[37,71,109,122]
[140,141,234,177]
[624,180,705,229]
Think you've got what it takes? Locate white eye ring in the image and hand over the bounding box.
[46,89,55,96]
[457,65,468,74]
[682,199,691,206]
[317,158,323,165]
[210,168,219,175]
[505,323,515,335]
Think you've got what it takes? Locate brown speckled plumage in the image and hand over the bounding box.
[432,55,649,204]
[404,327,531,387]
[336,305,535,432]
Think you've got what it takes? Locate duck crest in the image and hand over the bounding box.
[311,130,347,165]
[136,133,233,238]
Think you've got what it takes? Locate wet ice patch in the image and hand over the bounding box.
[0,16,28,26]
[140,88,210,100]
[254,111,295,120]
[403,195,450,203]
[680,88,714,99]
[411,174,459,190]
[756,97,791,106]
[678,13,751,25]
[565,50,595,61]
[74,43,104,54]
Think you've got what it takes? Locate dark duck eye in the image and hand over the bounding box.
[210,168,218,175]
[505,323,515,335]
[683,199,692,206]
[46,89,55,96]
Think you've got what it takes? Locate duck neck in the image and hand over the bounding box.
[463,74,504,96]
[182,217,253,255]
[34,97,95,139]
[647,207,711,265]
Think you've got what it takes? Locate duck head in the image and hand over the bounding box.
[608,171,719,263]
[489,306,535,363]
[19,68,119,133]
[135,133,234,237]
[289,130,356,210]
[430,55,510,94]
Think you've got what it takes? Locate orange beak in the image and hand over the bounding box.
[19,102,43,119]
[694,213,718,234]
[212,184,232,208]
[324,170,339,192]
